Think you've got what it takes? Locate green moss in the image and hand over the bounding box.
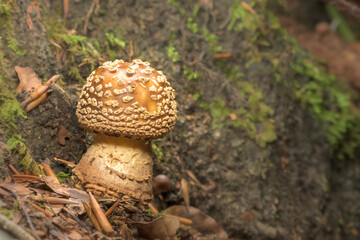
[291,56,360,159]
[43,12,126,83]
[200,98,231,129]
[166,31,179,63]
[0,74,25,131]
[228,0,263,36]
[104,32,126,60]
[152,142,164,162]
[0,202,18,220]
[0,73,44,175]
[6,35,26,56]
[0,0,26,56]
[200,82,277,147]
[56,172,71,183]
[166,0,186,17]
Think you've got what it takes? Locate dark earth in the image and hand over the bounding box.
[1,0,360,239]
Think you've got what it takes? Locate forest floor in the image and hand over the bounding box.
[1,0,360,240]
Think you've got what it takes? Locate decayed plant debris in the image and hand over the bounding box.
[0,162,227,239]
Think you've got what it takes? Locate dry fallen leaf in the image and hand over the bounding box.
[119,223,133,240]
[0,182,33,196]
[166,205,228,240]
[133,215,180,240]
[57,125,70,146]
[15,66,42,94]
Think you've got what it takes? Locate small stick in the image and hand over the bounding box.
[20,86,48,109]
[180,178,190,212]
[104,199,121,217]
[12,175,41,181]
[9,164,21,174]
[20,75,59,109]
[26,201,53,217]
[63,0,69,18]
[21,203,36,232]
[25,93,47,113]
[83,0,97,34]
[31,196,79,205]
[241,1,256,14]
[177,216,192,226]
[0,213,35,240]
[89,192,114,235]
[53,157,76,168]
[147,203,159,214]
[82,201,101,232]
[213,53,235,59]
[129,40,133,60]
[41,162,60,184]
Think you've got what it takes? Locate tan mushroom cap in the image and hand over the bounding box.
[76,59,177,139]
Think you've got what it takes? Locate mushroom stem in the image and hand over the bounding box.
[72,134,153,203]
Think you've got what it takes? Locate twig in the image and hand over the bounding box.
[53,157,76,168]
[21,203,36,232]
[104,199,121,217]
[63,0,69,19]
[38,192,57,216]
[129,40,133,60]
[180,178,190,212]
[213,53,235,59]
[147,203,159,214]
[89,192,114,235]
[24,93,47,113]
[32,195,79,205]
[20,75,59,109]
[0,213,35,240]
[83,0,97,34]
[9,164,21,174]
[82,201,101,232]
[12,175,41,181]
[26,201,53,217]
[41,161,60,184]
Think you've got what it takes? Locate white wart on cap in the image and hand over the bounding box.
[76,59,177,139]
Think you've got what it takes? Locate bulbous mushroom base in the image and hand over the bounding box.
[72,135,153,204]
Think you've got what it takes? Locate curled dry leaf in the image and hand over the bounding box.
[133,215,180,240]
[15,66,42,94]
[166,205,228,240]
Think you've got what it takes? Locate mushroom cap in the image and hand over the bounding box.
[76,59,177,140]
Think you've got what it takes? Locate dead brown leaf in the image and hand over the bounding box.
[58,125,70,146]
[68,230,83,240]
[0,182,33,196]
[166,205,228,240]
[15,66,42,94]
[133,215,180,240]
[119,223,133,240]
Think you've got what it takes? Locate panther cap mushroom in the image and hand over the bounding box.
[73,59,177,204]
[76,59,177,139]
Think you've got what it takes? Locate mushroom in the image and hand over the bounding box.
[73,59,177,205]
